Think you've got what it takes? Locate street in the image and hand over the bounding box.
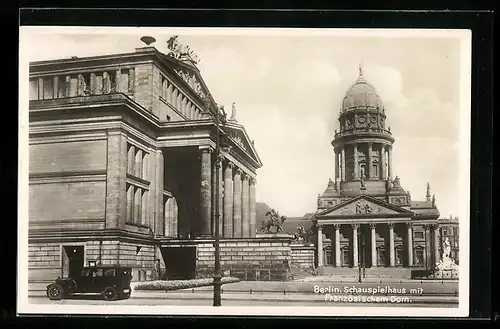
[28,286,459,308]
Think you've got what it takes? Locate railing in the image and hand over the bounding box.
[335,127,392,138]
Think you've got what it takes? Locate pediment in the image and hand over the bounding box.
[317,195,413,218]
[225,126,263,167]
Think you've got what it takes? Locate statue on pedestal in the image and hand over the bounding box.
[443,237,451,259]
[260,208,287,233]
[292,226,313,245]
[433,237,459,279]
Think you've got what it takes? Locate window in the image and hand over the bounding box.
[81,269,91,277]
[377,248,386,267]
[372,161,379,178]
[325,248,332,265]
[95,269,104,277]
[342,249,350,266]
[415,249,424,266]
[414,231,424,239]
[395,248,403,266]
[104,269,116,277]
[442,228,448,236]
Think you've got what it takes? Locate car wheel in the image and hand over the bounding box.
[102,287,118,301]
[47,284,64,301]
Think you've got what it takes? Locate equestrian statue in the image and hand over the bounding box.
[260,208,287,233]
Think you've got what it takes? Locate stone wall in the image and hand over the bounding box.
[28,240,158,287]
[28,242,61,283]
[290,244,315,269]
[195,238,293,281]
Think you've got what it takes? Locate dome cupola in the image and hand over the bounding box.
[341,65,384,112]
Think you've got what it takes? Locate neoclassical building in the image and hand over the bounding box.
[313,67,444,271]
[27,36,265,284]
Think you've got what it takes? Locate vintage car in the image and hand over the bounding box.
[46,264,133,301]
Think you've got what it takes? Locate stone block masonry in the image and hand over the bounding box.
[195,238,294,281]
[290,244,315,269]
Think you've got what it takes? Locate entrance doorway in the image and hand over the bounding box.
[62,245,85,278]
[160,246,197,280]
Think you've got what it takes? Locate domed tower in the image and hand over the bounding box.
[332,65,395,197]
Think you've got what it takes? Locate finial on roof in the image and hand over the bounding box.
[140,36,156,46]
[229,102,237,122]
[426,182,431,201]
[357,62,365,82]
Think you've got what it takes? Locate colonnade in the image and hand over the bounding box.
[200,147,257,239]
[334,143,393,181]
[317,222,440,268]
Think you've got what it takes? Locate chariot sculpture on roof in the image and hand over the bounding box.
[166,36,200,64]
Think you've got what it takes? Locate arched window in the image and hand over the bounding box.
[164,197,179,238]
[372,160,379,178]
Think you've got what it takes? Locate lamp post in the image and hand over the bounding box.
[212,101,229,307]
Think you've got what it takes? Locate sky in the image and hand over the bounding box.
[20,27,471,219]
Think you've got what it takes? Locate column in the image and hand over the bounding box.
[232,168,242,238]
[105,130,127,230]
[249,178,257,238]
[433,224,440,264]
[424,225,431,268]
[381,145,387,180]
[334,224,341,267]
[407,223,414,267]
[155,150,164,236]
[211,161,217,235]
[353,143,358,180]
[223,162,234,238]
[389,223,395,267]
[352,224,359,267]
[334,149,339,180]
[367,142,373,179]
[341,147,346,181]
[388,146,393,180]
[241,173,250,238]
[199,147,212,237]
[217,161,224,237]
[317,224,324,267]
[370,223,377,267]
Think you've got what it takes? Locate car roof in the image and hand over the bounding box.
[83,265,132,269]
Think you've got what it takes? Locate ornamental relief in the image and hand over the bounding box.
[174,69,207,100]
[322,199,400,216]
[228,131,248,152]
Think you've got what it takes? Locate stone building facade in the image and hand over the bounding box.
[27,38,272,284]
[312,66,448,272]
